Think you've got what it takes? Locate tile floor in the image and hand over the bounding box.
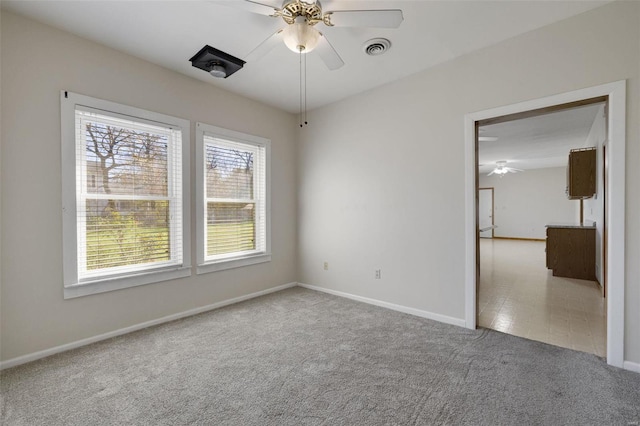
[479,238,606,357]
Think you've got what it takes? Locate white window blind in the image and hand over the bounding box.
[202,135,267,262]
[75,107,183,280]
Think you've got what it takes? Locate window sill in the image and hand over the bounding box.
[64,266,192,299]
[197,253,271,275]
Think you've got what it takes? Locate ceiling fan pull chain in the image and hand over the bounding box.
[303,51,307,126]
[299,49,303,128]
[304,51,308,126]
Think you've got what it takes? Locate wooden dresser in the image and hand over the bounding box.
[546,223,596,281]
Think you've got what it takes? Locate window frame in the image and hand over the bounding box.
[61,91,191,299]
[195,122,271,274]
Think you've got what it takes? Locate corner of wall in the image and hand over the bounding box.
[0,4,4,361]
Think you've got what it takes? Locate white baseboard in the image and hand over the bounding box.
[6,281,638,375]
[623,360,640,374]
[297,283,466,328]
[0,282,297,370]
[298,284,640,374]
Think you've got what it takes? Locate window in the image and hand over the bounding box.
[62,92,190,298]
[196,123,270,273]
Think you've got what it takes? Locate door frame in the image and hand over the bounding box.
[464,81,626,368]
[478,187,494,238]
[602,143,607,298]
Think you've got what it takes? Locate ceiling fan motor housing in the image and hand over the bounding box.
[280,0,324,25]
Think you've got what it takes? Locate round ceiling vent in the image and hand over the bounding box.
[363,38,391,56]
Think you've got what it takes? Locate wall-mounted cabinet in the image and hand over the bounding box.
[566,147,596,199]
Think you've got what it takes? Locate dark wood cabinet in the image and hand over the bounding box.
[566,148,596,199]
[546,226,596,281]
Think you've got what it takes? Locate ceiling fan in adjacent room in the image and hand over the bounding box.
[487,161,523,177]
[478,128,499,142]
[235,0,404,70]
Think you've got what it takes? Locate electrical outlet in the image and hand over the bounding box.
[375,269,381,279]
[324,262,329,271]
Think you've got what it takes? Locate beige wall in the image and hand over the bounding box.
[2,2,640,368]
[479,167,579,240]
[297,1,640,364]
[0,11,298,361]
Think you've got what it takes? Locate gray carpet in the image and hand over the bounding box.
[1,287,639,425]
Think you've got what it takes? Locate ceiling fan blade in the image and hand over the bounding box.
[315,34,344,70]
[478,136,498,142]
[222,0,280,16]
[325,10,403,28]
[245,29,284,62]
[487,170,496,176]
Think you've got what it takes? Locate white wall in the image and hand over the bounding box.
[298,1,640,364]
[0,11,298,361]
[582,105,607,284]
[0,6,3,362]
[479,167,578,240]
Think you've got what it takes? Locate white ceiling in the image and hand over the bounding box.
[478,102,604,174]
[2,0,610,113]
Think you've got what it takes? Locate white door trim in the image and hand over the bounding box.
[464,80,626,368]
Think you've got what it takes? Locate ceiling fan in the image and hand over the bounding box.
[478,128,498,142]
[231,0,404,70]
[487,161,523,177]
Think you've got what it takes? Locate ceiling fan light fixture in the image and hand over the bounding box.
[283,16,321,53]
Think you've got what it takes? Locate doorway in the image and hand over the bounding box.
[479,188,494,239]
[464,81,626,367]
[478,102,607,356]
